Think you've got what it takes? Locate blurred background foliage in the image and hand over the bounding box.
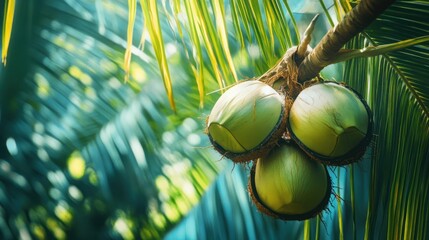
[0,0,428,239]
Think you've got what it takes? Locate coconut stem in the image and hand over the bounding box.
[257,47,298,86]
[297,0,395,82]
[295,14,319,65]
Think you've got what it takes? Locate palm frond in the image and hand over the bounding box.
[0,0,220,238]
[342,1,429,239]
[365,2,429,118]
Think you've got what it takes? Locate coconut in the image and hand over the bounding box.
[207,80,287,162]
[288,82,373,165]
[248,142,331,220]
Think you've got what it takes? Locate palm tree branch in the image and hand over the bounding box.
[298,0,395,82]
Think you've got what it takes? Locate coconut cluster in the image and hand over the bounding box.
[206,52,373,220]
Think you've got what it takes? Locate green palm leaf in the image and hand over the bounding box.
[1,0,219,238]
[342,1,429,239]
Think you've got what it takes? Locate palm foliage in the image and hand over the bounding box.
[0,0,219,238]
[0,0,428,239]
[344,2,429,238]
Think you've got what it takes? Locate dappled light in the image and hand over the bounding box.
[0,0,220,238]
[67,152,86,179]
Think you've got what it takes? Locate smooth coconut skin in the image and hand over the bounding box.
[207,80,285,161]
[288,82,371,163]
[249,143,331,220]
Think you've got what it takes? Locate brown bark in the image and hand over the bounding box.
[298,0,395,82]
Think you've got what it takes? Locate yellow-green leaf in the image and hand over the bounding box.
[183,0,205,107]
[140,0,176,111]
[124,0,137,82]
[2,0,15,65]
[211,0,238,83]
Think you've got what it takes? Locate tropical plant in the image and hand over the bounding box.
[0,0,428,239]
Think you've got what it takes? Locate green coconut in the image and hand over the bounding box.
[248,142,331,220]
[288,82,372,165]
[207,80,287,162]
